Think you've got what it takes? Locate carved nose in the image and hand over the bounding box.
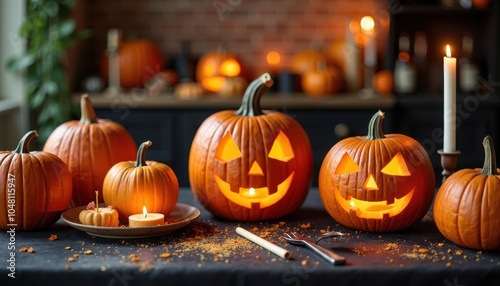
[363,173,379,191]
[248,161,264,176]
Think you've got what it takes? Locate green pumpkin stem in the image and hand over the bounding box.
[365,110,386,140]
[480,135,498,175]
[13,130,38,154]
[235,73,274,117]
[79,94,98,124]
[134,141,152,168]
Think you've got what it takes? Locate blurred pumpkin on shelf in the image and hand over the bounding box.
[218,76,248,98]
[196,46,242,93]
[373,70,394,96]
[289,48,327,76]
[301,61,343,96]
[101,39,164,88]
[174,79,205,99]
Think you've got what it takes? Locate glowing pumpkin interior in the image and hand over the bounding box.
[214,131,294,209]
[201,58,241,92]
[333,152,414,219]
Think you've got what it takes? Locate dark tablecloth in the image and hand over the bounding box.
[2,188,499,286]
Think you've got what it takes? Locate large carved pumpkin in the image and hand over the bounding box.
[101,39,164,88]
[188,73,313,221]
[43,95,137,207]
[0,131,72,230]
[103,140,179,222]
[434,136,500,250]
[319,110,435,232]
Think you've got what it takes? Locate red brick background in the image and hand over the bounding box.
[74,0,390,90]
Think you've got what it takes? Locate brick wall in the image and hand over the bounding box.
[78,0,389,88]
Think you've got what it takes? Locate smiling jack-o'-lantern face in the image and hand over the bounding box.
[214,131,294,209]
[319,110,435,232]
[332,152,414,219]
[188,73,313,221]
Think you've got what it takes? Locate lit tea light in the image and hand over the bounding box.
[240,187,268,199]
[128,206,164,227]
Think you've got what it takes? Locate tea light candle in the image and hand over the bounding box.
[443,45,457,152]
[128,206,164,227]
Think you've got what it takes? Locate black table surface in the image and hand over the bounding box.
[2,188,499,286]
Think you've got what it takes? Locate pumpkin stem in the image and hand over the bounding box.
[365,110,386,140]
[14,130,38,154]
[235,73,274,117]
[79,94,98,124]
[480,135,498,175]
[134,140,153,168]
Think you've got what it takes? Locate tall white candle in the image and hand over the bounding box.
[443,45,456,152]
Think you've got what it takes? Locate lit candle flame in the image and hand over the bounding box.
[446,45,451,58]
[266,51,281,67]
[249,188,255,196]
[143,206,148,218]
[360,16,375,33]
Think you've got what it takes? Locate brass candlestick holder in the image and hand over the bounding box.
[437,149,461,183]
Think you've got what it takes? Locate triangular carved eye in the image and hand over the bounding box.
[381,152,410,176]
[268,131,294,162]
[215,132,242,163]
[334,153,360,175]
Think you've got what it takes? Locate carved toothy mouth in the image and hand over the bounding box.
[214,172,294,209]
[333,187,414,219]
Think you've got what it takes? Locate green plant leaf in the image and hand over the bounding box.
[58,19,75,37]
[42,80,58,95]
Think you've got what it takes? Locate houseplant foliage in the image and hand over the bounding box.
[433,136,500,250]
[6,0,90,144]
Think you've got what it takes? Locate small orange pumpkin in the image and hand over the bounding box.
[189,73,314,221]
[319,110,435,232]
[289,48,327,76]
[101,39,164,88]
[301,61,343,96]
[217,76,248,98]
[195,46,242,93]
[43,95,137,207]
[103,140,179,222]
[0,130,72,230]
[434,136,500,250]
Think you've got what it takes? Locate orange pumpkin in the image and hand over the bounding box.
[103,140,179,221]
[43,95,137,207]
[434,136,500,250]
[289,48,327,76]
[373,70,394,96]
[0,130,72,230]
[301,61,343,96]
[195,47,242,93]
[101,39,164,88]
[319,110,435,232]
[188,73,314,221]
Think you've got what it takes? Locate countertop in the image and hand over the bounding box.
[2,188,499,286]
[75,91,396,110]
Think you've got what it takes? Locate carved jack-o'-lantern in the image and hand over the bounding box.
[195,46,242,93]
[189,73,313,221]
[319,110,435,232]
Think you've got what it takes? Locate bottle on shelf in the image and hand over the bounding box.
[394,32,417,95]
[458,33,479,93]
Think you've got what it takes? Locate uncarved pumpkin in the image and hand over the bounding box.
[188,73,314,221]
[319,110,435,232]
[301,61,343,96]
[103,140,179,222]
[0,130,72,230]
[434,136,500,250]
[43,95,137,207]
[101,39,164,88]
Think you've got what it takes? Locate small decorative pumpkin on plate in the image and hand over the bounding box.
[318,110,435,232]
[79,191,119,227]
[434,136,500,250]
[43,95,137,208]
[188,73,314,221]
[0,130,72,231]
[103,140,179,222]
